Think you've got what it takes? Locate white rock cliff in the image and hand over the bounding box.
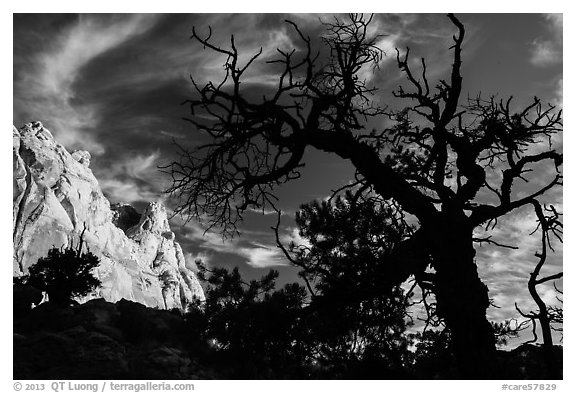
[13,122,205,310]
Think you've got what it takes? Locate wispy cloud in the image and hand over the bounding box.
[553,78,563,108]
[98,150,166,204]
[120,150,162,181]
[183,251,212,271]
[357,34,399,83]
[99,179,165,205]
[476,207,563,323]
[14,14,161,154]
[238,244,287,268]
[177,218,290,269]
[190,16,300,88]
[279,226,311,249]
[530,14,562,67]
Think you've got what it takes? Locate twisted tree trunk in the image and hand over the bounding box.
[430,217,497,378]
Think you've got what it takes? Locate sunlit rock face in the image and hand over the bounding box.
[13,121,205,310]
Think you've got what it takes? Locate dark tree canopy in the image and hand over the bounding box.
[288,192,414,371]
[167,14,562,378]
[188,192,418,378]
[21,236,102,305]
[190,268,413,378]
[289,192,413,295]
[189,264,309,378]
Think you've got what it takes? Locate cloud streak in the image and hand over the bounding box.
[98,150,167,204]
[476,207,563,323]
[530,14,562,67]
[14,14,161,154]
[176,218,291,269]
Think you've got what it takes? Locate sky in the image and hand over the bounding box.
[12,12,563,345]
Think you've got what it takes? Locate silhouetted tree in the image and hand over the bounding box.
[407,328,454,378]
[167,14,562,377]
[21,229,102,305]
[276,192,414,374]
[191,256,414,378]
[516,204,562,348]
[491,320,523,348]
[190,263,310,378]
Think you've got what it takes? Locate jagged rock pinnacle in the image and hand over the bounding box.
[13,122,205,310]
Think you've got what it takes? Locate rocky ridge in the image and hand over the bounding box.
[13,122,204,310]
[14,298,217,379]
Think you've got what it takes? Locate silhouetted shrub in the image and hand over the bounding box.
[407,328,455,378]
[188,264,310,378]
[22,241,101,305]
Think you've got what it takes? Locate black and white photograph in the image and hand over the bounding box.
[10,4,565,384]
